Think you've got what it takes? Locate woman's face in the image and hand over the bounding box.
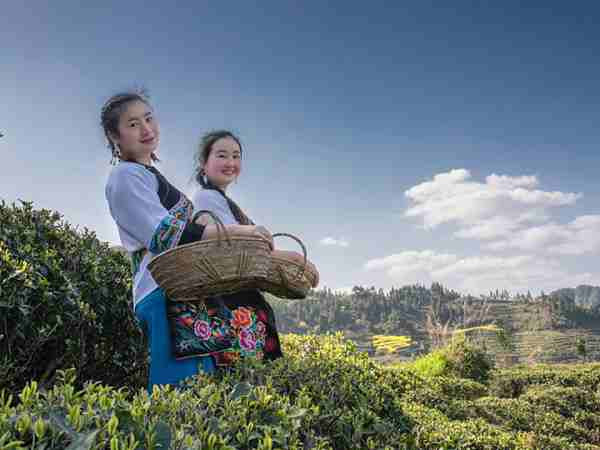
[111,100,159,164]
[203,136,242,190]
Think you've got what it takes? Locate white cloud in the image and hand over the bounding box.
[365,250,457,273]
[489,215,600,255]
[364,250,458,287]
[404,169,584,249]
[405,169,580,229]
[320,237,349,247]
[374,169,599,293]
[485,174,539,190]
[454,216,522,240]
[365,250,597,295]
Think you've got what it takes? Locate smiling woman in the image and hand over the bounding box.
[190,130,283,366]
[100,90,160,165]
[101,92,273,390]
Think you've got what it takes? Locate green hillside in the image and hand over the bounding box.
[268,286,600,365]
[3,200,600,448]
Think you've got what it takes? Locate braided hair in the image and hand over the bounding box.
[100,89,160,165]
[194,130,253,225]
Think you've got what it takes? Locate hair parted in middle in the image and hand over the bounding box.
[193,129,252,225]
[194,130,243,187]
[100,88,160,165]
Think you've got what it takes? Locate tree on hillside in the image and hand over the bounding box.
[576,336,587,362]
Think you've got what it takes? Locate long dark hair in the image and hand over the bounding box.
[100,89,160,165]
[194,130,253,225]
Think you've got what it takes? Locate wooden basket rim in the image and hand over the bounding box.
[148,235,270,264]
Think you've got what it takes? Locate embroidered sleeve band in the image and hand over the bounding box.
[149,215,187,254]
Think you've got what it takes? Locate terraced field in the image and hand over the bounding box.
[475,328,600,365]
[348,299,600,365]
[273,294,600,365]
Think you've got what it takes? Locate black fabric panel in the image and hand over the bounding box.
[179,222,205,245]
[146,166,180,210]
[208,290,284,360]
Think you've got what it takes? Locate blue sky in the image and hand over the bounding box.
[2,1,600,295]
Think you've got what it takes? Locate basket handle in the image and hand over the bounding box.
[272,233,308,281]
[193,210,232,246]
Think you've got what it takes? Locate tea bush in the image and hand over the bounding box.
[3,201,600,449]
[409,336,494,383]
[3,335,600,449]
[489,363,600,398]
[0,201,146,393]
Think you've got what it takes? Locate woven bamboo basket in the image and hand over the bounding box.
[147,210,272,302]
[259,233,319,299]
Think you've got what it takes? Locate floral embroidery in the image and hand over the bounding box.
[239,329,257,351]
[193,320,211,340]
[130,248,146,275]
[177,315,194,327]
[168,302,234,358]
[168,299,281,366]
[231,307,253,329]
[264,336,278,353]
[215,351,240,366]
[170,196,193,221]
[256,309,268,323]
[149,216,186,254]
[256,321,267,337]
[148,197,194,255]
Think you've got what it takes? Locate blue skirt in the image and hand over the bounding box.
[135,287,216,391]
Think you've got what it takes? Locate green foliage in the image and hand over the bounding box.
[489,363,600,398]
[410,337,494,383]
[235,333,415,448]
[270,281,600,365]
[431,377,489,401]
[577,336,587,359]
[0,201,146,393]
[410,348,449,378]
[2,334,600,448]
[445,337,495,383]
[3,201,600,448]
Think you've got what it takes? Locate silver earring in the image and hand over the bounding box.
[110,145,121,165]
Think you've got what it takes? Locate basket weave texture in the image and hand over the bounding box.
[147,210,271,302]
[259,233,319,300]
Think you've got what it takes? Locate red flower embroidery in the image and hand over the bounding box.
[256,321,267,337]
[177,316,194,328]
[256,309,268,323]
[264,336,278,352]
[214,351,239,366]
[231,307,253,329]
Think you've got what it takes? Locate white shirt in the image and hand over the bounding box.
[106,162,193,308]
[191,188,239,225]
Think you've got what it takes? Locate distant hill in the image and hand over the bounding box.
[268,283,600,365]
[551,285,600,311]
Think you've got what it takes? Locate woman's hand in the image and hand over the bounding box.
[202,224,274,250]
[253,225,274,250]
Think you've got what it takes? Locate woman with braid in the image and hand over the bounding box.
[102,92,273,390]
[191,130,284,366]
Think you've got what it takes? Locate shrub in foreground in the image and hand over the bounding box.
[3,334,600,449]
[0,201,146,394]
[409,336,494,383]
